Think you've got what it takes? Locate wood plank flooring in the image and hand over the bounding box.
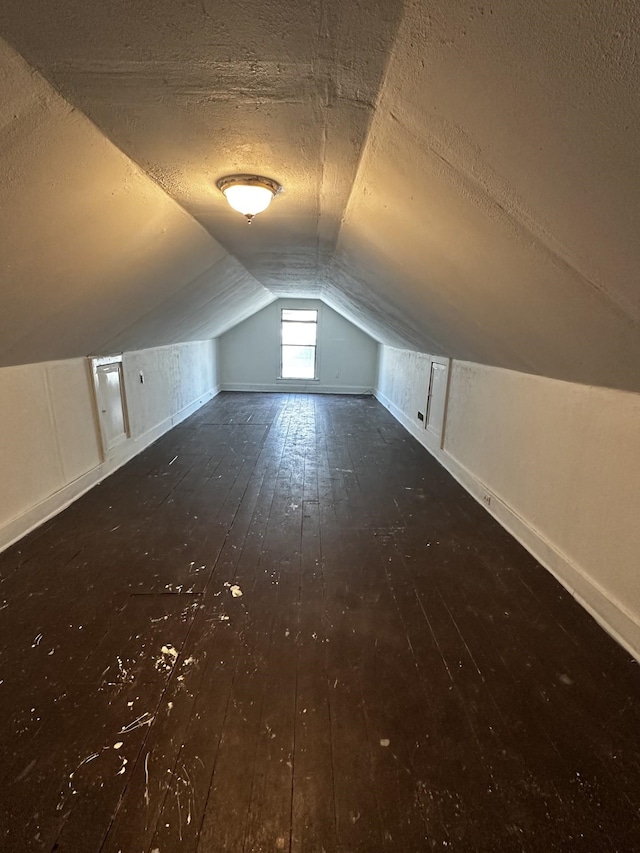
[1,391,640,852]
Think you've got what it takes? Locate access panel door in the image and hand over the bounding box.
[426,359,449,443]
[91,357,129,455]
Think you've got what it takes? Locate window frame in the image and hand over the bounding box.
[278,307,319,381]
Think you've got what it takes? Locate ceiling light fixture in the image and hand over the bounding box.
[217,174,282,223]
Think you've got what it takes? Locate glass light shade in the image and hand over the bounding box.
[217,175,281,222]
[222,184,275,217]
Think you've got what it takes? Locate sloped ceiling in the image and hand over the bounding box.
[1,0,639,390]
[329,0,640,390]
[0,39,274,367]
[0,0,402,297]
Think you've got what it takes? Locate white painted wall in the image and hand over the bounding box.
[219,299,377,393]
[0,340,218,552]
[375,346,640,659]
[122,341,217,440]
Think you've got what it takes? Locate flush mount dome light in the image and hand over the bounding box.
[217,174,282,223]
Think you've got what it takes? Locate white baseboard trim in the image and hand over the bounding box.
[374,387,640,662]
[171,386,220,426]
[0,466,105,556]
[0,386,219,555]
[374,387,443,454]
[221,382,373,395]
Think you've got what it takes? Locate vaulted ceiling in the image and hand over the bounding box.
[1,0,639,390]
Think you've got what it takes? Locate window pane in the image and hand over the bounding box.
[282,309,317,322]
[282,321,317,345]
[281,345,316,379]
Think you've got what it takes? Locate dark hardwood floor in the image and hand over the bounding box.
[1,392,640,852]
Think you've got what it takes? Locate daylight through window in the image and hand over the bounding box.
[280,308,318,379]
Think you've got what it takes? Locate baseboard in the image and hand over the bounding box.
[172,386,219,426]
[0,386,219,555]
[374,387,640,661]
[221,382,373,395]
[0,466,105,556]
[374,387,442,454]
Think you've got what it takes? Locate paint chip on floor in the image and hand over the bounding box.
[155,644,179,673]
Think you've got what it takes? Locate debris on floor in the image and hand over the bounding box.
[155,643,179,673]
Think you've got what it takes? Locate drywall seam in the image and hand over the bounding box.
[221,382,373,395]
[0,385,219,554]
[42,366,67,482]
[374,385,640,662]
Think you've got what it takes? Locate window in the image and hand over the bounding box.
[280,308,318,379]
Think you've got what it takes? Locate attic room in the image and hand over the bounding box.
[1,0,639,850]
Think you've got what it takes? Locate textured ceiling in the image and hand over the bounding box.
[0,39,274,367]
[1,0,639,389]
[0,0,402,295]
[329,0,640,389]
